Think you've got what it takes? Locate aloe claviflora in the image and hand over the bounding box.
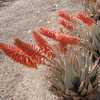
[0,10,100,100]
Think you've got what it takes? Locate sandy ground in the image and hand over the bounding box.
[0,0,84,100]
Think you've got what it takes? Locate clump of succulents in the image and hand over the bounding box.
[0,10,100,100]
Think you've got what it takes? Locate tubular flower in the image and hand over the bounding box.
[0,43,37,68]
[58,18,75,30]
[76,12,95,26]
[32,32,54,59]
[39,27,59,40]
[57,34,80,45]
[58,10,72,21]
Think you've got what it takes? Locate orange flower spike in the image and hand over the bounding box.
[33,32,54,59]
[14,39,45,65]
[0,43,37,68]
[58,18,75,30]
[58,10,72,21]
[15,39,35,56]
[33,31,50,48]
[57,34,80,45]
[39,27,59,40]
[76,12,95,26]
